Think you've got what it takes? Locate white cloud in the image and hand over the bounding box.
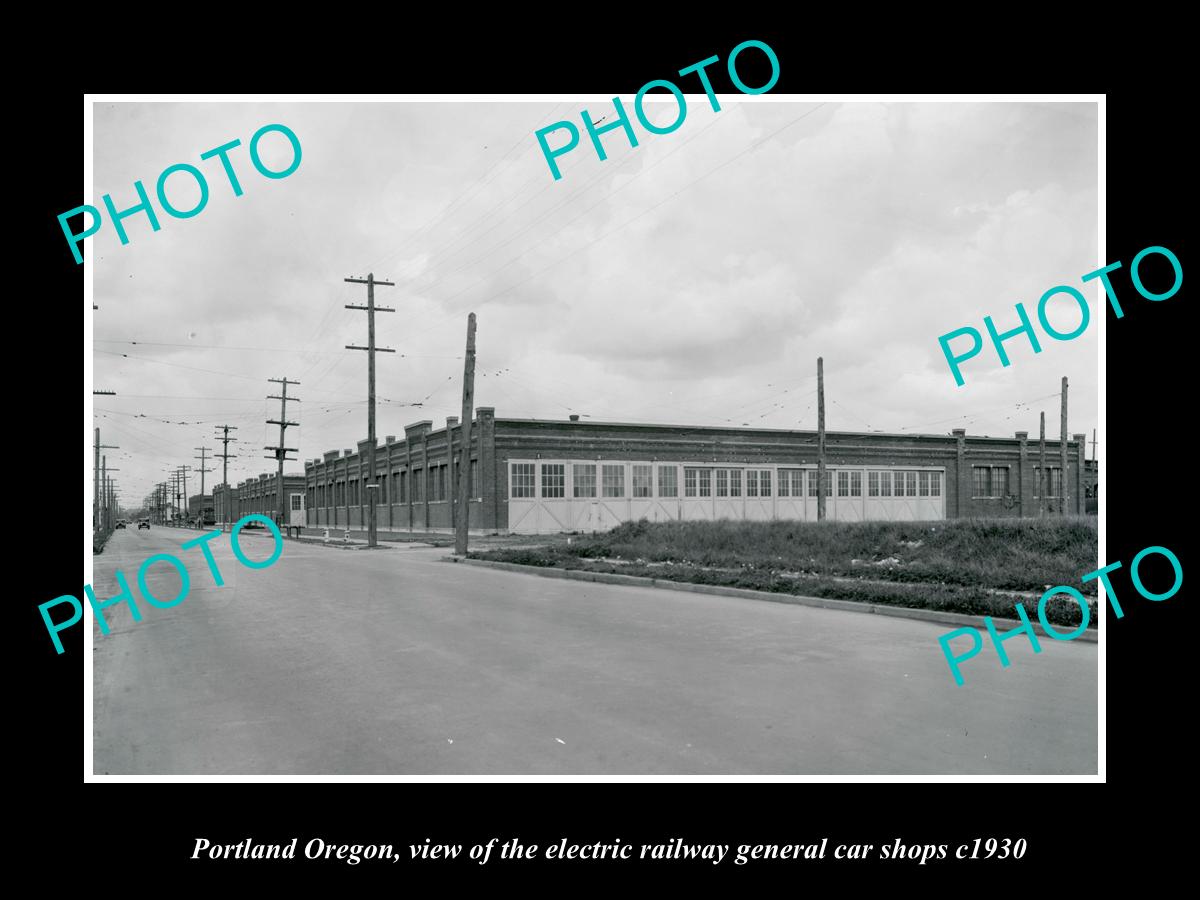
[92,100,1098,502]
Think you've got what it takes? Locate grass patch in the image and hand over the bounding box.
[470,518,1099,628]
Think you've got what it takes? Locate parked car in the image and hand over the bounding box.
[115,521,126,529]
[138,519,151,530]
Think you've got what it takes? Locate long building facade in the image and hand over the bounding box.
[213,472,307,526]
[300,408,1091,535]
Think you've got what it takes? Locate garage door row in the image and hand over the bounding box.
[506,459,946,534]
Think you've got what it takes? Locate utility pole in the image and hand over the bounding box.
[194,447,213,523]
[817,356,826,522]
[93,429,119,530]
[177,465,191,525]
[101,459,120,531]
[1060,376,1069,516]
[94,428,100,530]
[214,425,239,529]
[1090,429,1097,462]
[345,273,396,548]
[194,447,212,498]
[266,378,301,534]
[455,313,478,556]
[1039,412,1047,518]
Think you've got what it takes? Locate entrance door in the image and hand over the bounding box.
[289,492,306,527]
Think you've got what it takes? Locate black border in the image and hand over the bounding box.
[22,23,1190,884]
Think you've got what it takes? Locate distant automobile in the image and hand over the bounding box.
[115,521,126,529]
[138,520,151,530]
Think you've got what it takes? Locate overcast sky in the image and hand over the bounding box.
[90,100,1099,507]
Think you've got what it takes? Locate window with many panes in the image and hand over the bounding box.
[993,467,1009,497]
[602,464,624,498]
[930,471,941,496]
[729,469,742,497]
[837,470,849,496]
[716,469,728,497]
[807,470,818,497]
[973,466,990,497]
[511,463,535,498]
[868,471,880,496]
[573,464,597,498]
[850,471,862,497]
[973,466,1010,498]
[1034,466,1062,498]
[779,469,800,497]
[746,470,759,497]
[632,464,652,498]
[658,465,678,497]
[906,471,919,496]
[919,471,930,496]
[698,469,712,497]
[542,464,565,498]
[760,470,771,497]
[684,467,698,497]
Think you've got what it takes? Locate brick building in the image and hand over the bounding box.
[302,408,1091,535]
[212,472,306,526]
[187,493,214,525]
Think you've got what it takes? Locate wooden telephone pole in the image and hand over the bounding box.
[266,378,300,533]
[455,313,477,556]
[1039,412,1047,518]
[177,465,191,524]
[1060,376,1069,516]
[94,428,119,530]
[817,357,827,521]
[214,425,239,529]
[345,273,395,549]
[194,446,213,507]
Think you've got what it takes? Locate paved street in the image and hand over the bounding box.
[92,527,1098,775]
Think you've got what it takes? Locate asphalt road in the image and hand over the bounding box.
[92,527,1098,775]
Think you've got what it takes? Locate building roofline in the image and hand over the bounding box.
[491,417,1079,444]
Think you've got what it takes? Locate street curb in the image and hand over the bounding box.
[446,556,1099,643]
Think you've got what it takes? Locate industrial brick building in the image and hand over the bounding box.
[187,493,214,525]
[301,408,1091,535]
[213,472,306,526]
